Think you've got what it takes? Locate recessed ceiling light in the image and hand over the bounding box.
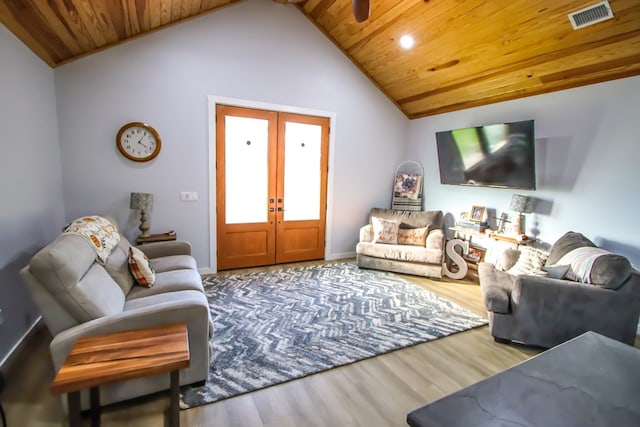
[400,35,414,50]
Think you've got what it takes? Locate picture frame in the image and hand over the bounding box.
[469,205,486,222]
[464,245,486,263]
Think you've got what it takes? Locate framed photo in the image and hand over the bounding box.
[470,205,486,222]
[464,245,486,263]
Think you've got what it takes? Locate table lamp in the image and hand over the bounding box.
[510,194,532,235]
[130,192,153,237]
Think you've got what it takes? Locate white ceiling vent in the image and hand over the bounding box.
[568,1,614,30]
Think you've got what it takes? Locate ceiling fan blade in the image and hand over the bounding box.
[352,0,370,23]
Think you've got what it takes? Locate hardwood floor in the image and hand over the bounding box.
[3,260,544,427]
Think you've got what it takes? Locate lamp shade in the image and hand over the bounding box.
[130,192,153,211]
[510,194,532,213]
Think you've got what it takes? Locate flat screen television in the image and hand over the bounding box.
[436,120,536,190]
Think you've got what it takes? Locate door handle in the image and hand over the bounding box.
[269,198,275,203]
[269,207,275,212]
[277,198,283,203]
[277,207,283,212]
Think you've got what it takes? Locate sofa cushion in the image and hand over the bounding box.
[356,242,442,264]
[591,255,632,290]
[129,246,156,287]
[369,208,443,229]
[554,247,632,289]
[545,231,596,266]
[104,237,135,294]
[29,234,126,322]
[397,226,429,246]
[150,255,198,273]
[125,269,205,300]
[371,217,399,244]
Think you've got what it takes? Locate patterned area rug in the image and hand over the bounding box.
[180,262,487,408]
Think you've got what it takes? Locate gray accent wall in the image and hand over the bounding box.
[0,26,65,363]
[54,0,408,267]
[408,75,640,267]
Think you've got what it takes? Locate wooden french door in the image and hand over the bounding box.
[216,105,329,270]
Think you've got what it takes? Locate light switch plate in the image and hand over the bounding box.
[180,191,198,201]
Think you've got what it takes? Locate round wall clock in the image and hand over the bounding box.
[116,122,161,162]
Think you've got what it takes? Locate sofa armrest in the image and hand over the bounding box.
[50,290,210,372]
[478,262,513,314]
[359,224,373,243]
[136,241,192,258]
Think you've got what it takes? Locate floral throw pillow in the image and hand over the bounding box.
[371,217,399,244]
[397,226,429,246]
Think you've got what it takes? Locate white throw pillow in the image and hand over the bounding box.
[371,217,399,244]
[506,246,549,276]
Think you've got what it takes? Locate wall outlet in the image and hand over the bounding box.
[180,191,198,201]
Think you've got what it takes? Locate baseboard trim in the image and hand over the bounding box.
[0,316,43,372]
[326,252,356,261]
[198,253,356,274]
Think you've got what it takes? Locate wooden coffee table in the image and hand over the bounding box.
[51,323,190,427]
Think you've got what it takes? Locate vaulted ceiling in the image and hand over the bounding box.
[1,0,639,119]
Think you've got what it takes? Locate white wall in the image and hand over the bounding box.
[54,0,408,268]
[408,75,640,267]
[0,26,65,363]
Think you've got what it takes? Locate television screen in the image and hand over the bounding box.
[436,120,536,190]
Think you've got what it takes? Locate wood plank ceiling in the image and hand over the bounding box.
[1,0,639,119]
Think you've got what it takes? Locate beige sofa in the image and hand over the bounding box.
[19,216,212,410]
[356,208,445,278]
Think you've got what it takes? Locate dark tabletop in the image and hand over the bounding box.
[407,331,640,427]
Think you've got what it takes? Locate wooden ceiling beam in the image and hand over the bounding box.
[409,67,640,119]
[397,29,640,106]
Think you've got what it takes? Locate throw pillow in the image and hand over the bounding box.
[63,215,120,264]
[506,246,549,276]
[397,226,429,246]
[371,217,399,244]
[128,246,155,287]
[496,248,520,271]
[541,264,571,280]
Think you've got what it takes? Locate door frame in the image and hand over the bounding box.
[207,95,337,273]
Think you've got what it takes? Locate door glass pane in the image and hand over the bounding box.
[225,116,269,224]
[283,122,322,221]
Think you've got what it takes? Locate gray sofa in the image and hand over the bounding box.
[20,217,212,409]
[356,208,445,278]
[479,231,640,348]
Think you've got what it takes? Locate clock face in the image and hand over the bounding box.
[116,122,161,162]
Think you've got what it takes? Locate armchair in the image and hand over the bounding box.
[479,232,640,348]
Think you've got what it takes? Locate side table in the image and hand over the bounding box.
[51,323,190,427]
[135,230,176,245]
